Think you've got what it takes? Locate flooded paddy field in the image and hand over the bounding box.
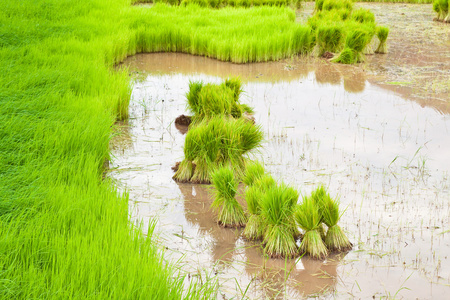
[111,52,450,299]
[109,4,450,299]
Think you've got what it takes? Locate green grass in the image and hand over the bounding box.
[0,0,220,298]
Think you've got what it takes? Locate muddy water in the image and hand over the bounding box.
[111,52,450,299]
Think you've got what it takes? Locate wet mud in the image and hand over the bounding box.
[110,4,450,299]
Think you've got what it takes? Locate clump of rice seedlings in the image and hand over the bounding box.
[309,185,328,240]
[331,27,372,64]
[433,0,449,22]
[315,23,345,57]
[351,8,375,24]
[173,116,263,184]
[243,174,276,240]
[186,78,253,125]
[321,0,353,12]
[260,183,299,258]
[242,160,266,186]
[211,167,247,227]
[375,26,389,54]
[314,0,325,12]
[320,193,353,252]
[295,196,328,259]
[330,47,357,64]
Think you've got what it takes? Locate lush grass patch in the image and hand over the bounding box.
[0,0,218,298]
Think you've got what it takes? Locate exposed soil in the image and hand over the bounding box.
[110,4,450,299]
[175,114,191,127]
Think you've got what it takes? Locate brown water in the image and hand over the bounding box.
[111,52,450,299]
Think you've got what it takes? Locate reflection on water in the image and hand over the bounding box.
[110,53,450,299]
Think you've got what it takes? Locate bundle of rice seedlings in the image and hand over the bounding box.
[321,0,353,12]
[243,174,278,240]
[260,183,299,258]
[314,0,325,12]
[330,47,357,64]
[315,23,345,57]
[309,185,328,240]
[186,78,253,125]
[331,27,372,64]
[224,77,243,102]
[173,116,263,184]
[433,0,449,22]
[320,193,352,252]
[351,8,375,24]
[180,0,210,6]
[211,167,247,227]
[375,26,389,54]
[242,160,265,186]
[295,196,328,259]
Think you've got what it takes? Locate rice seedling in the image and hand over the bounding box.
[260,183,299,258]
[173,116,264,184]
[295,196,328,259]
[320,195,353,252]
[375,26,389,54]
[243,160,266,186]
[211,167,247,227]
[243,174,277,240]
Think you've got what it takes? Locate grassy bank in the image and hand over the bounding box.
[0,0,215,298]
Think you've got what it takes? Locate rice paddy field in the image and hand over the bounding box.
[2,0,449,299]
